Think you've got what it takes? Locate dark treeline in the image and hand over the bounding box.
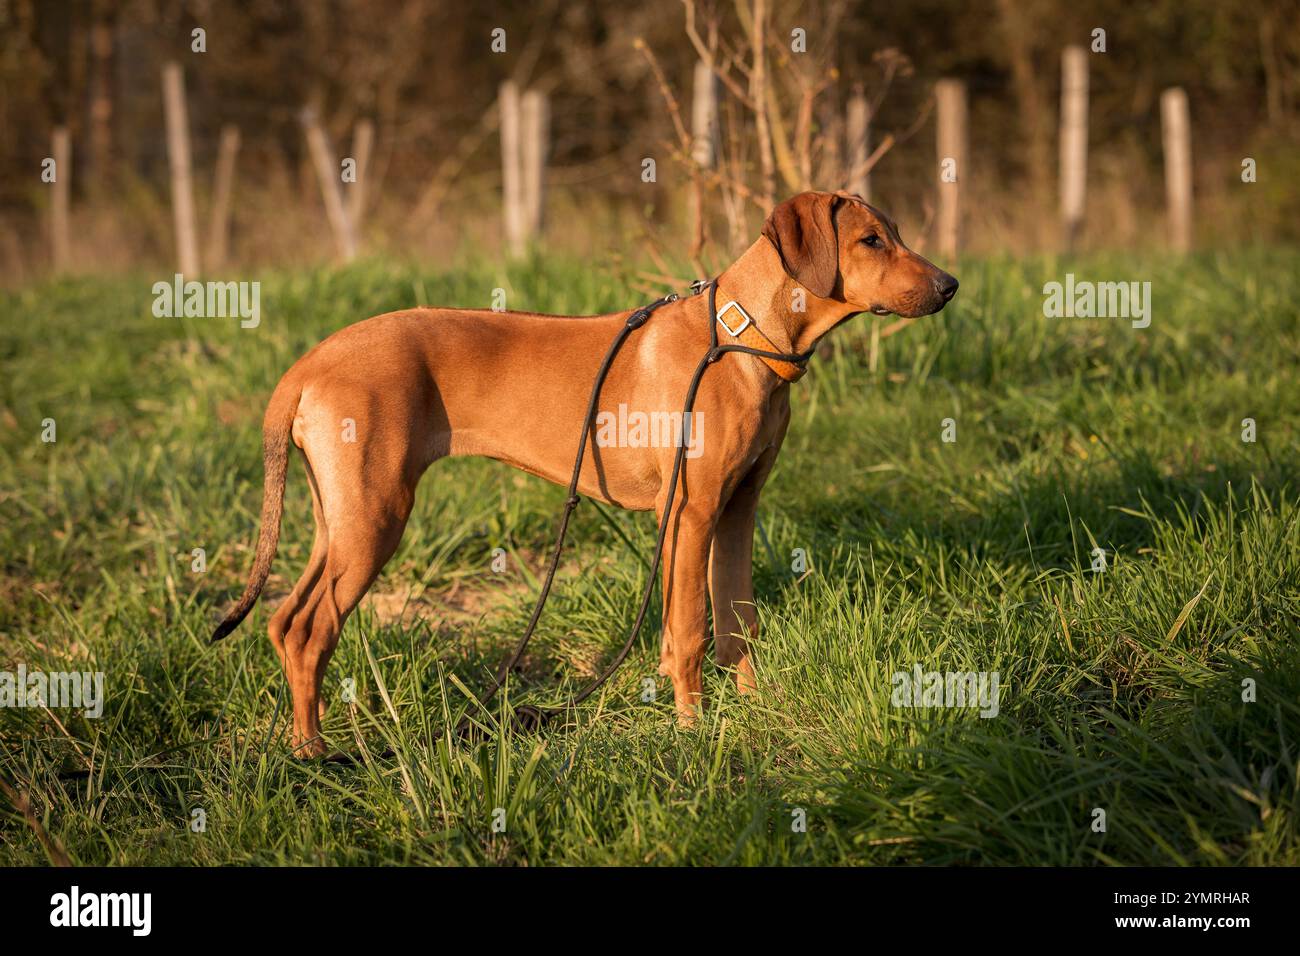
[1,0,1297,274]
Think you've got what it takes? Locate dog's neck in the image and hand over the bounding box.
[714,238,857,357]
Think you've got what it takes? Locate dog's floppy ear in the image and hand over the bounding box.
[761,192,843,299]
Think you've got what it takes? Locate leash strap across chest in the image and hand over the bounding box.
[456,280,814,739]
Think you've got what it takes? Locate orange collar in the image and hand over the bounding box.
[714,300,808,383]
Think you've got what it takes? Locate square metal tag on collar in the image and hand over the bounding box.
[716,300,752,337]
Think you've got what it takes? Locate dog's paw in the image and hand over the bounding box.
[292,736,330,760]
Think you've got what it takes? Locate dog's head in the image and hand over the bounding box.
[761,191,958,318]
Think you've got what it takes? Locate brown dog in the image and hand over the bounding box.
[212,191,957,756]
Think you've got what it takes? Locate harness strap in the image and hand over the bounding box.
[455,279,814,740]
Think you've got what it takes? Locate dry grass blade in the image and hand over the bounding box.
[0,777,73,866]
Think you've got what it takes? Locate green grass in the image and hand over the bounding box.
[1,247,1298,865]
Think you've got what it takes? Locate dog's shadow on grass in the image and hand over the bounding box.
[758,444,1295,598]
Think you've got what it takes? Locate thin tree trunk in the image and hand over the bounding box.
[750,0,776,209]
[50,127,71,271]
[1161,87,1193,253]
[846,88,870,200]
[302,108,357,262]
[162,62,201,277]
[500,81,525,257]
[996,0,1051,246]
[1059,46,1089,250]
[346,118,374,232]
[521,91,549,241]
[207,125,240,271]
[87,8,115,190]
[935,79,967,259]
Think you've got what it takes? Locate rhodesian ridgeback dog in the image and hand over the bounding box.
[212,191,958,756]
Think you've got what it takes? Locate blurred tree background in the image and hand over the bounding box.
[1,0,1297,280]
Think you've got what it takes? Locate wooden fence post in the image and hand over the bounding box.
[207,125,240,271]
[1160,87,1193,253]
[846,88,870,201]
[689,61,718,256]
[500,81,525,257]
[301,107,357,262]
[50,127,71,271]
[521,90,549,242]
[935,79,967,259]
[691,60,719,169]
[1059,46,1089,249]
[162,62,201,277]
[347,118,374,233]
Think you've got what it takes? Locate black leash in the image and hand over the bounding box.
[454,279,816,739]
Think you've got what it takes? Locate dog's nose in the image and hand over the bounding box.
[936,273,959,301]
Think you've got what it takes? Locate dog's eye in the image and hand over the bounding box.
[862,233,883,248]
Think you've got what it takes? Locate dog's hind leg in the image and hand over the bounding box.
[280,484,415,756]
[267,454,328,680]
[279,394,423,757]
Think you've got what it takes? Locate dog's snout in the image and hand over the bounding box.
[935,273,959,302]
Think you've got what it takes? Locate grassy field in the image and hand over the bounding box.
[1,248,1298,865]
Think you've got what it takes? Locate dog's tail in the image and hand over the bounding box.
[211,378,302,643]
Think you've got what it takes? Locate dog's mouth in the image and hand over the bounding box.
[869,305,892,316]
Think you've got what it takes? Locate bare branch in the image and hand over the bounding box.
[842,95,934,186]
[411,105,500,227]
[682,0,755,107]
[666,141,769,211]
[634,38,694,152]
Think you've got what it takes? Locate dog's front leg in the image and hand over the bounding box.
[657,501,718,723]
[708,447,779,695]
